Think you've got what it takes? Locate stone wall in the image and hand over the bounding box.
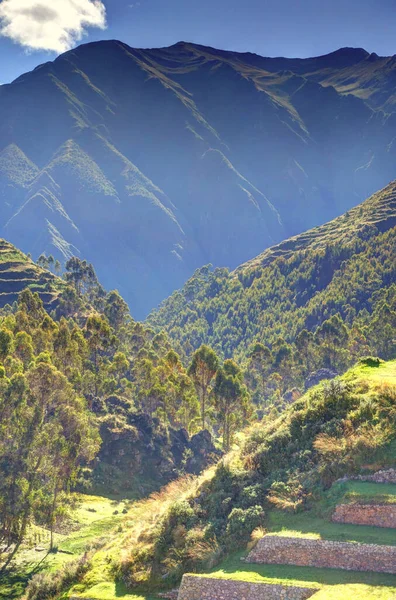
[177,575,318,600]
[333,503,396,528]
[246,535,396,574]
[338,468,396,485]
[358,469,396,484]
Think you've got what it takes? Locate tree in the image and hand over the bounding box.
[0,364,100,569]
[37,254,48,269]
[188,345,219,429]
[0,328,13,361]
[54,259,62,276]
[85,315,114,395]
[246,343,272,404]
[104,290,130,331]
[213,360,251,451]
[47,255,55,272]
[64,257,98,297]
[315,314,349,370]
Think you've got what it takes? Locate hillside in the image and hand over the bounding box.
[0,238,64,309]
[18,359,396,600]
[148,181,396,403]
[2,42,396,316]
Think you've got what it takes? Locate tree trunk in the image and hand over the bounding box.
[201,388,206,429]
[49,483,59,551]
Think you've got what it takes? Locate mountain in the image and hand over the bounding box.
[148,180,396,397]
[2,41,396,317]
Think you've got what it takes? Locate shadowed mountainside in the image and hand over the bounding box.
[2,41,396,316]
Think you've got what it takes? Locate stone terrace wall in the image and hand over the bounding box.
[333,503,396,529]
[338,468,396,485]
[365,469,396,484]
[177,575,318,600]
[246,535,396,574]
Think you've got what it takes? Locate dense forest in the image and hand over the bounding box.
[149,182,396,411]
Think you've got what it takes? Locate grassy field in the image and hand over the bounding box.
[207,553,396,599]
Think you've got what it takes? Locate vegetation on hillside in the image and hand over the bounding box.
[36,359,394,600]
[0,254,254,576]
[148,184,396,413]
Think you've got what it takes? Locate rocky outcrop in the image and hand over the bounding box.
[177,575,318,600]
[246,535,396,574]
[332,504,396,529]
[96,412,220,492]
[305,369,337,389]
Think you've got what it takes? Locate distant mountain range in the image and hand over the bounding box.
[2,40,396,317]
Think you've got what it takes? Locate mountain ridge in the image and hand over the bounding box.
[2,39,396,316]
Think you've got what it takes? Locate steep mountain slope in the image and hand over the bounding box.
[148,180,396,365]
[0,238,64,309]
[2,41,396,316]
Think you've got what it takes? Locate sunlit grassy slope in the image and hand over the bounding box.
[345,359,396,386]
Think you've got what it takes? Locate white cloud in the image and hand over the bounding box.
[0,0,107,53]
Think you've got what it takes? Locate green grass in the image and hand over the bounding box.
[345,360,396,386]
[206,549,396,599]
[200,500,396,600]
[0,494,128,600]
[266,510,396,546]
[331,481,396,506]
[69,582,159,599]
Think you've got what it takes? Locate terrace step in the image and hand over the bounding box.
[246,535,396,574]
[332,503,396,529]
[177,574,318,600]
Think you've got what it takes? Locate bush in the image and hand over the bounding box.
[359,356,382,367]
[24,553,91,600]
[226,505,264,544]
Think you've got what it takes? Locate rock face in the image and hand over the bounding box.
[3,41,396,316]
[96,413,220,491]
[177,575,318,600]
[333,504,396,529]
[246,535,396,574]
[305,369,338,389]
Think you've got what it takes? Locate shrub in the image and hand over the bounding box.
[24,553,91,600]
[225,505,264,545]
[359,356,382,367]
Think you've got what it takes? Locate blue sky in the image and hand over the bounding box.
[1,0,396,83]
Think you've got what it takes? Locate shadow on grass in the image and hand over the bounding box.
[0,552,50,600]
[114,580,161,599]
